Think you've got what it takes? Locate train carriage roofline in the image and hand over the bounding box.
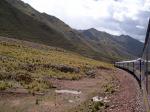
[115,58,142,64]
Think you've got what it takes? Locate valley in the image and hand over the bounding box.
[0,0,146,111]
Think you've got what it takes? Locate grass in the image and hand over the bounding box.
[0,81,12,90]
[0,40,112,93]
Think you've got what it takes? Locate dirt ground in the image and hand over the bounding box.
[0,68,145,112]
[105,68,145,112]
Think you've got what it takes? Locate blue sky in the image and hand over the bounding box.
[22,0,150,42]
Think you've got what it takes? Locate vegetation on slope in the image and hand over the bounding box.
[0,38,112,93]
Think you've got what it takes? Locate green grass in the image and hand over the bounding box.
[0,41,112,93]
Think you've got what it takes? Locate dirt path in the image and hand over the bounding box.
[48,69,114,112]
[0,68,145,112]
[48,68,145,112]
[106,68,145,112]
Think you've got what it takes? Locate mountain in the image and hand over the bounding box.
[2,0,112,61]
[0,0,73,49]
[79,28,144,60]
[0,0,144,62]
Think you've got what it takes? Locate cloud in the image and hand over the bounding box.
[136,25,145,29]
[22,0,150,42]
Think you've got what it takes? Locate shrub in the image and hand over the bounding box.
[0,72,12,80]
[93,101,105,111]
[45,64,80,73]
[0,81,12,90]
[15,71,32,84]
[87,101,108,112]
[104,84,116,94]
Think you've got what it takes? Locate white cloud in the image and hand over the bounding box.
[143,0,150,11]
[136,25,145,29]
[22,0,150,41]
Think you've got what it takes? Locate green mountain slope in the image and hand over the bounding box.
[0,0,75,49]
[114,35,144,57]
[79,28,144,60]
[1,0,115,62]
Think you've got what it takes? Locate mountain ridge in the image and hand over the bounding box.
[79,28,143,59]
[0,0,144,62]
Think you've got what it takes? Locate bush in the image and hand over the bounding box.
[15,71,32,84]
[93,101,105,111]
[87,101,108,112]
[0,81,12,90]
[44,64,80,73]
[104,84,116,94]
[0,72,12,80]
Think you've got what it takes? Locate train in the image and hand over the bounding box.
[115,19,150,95]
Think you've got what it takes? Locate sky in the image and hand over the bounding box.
[22,0,150,42]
